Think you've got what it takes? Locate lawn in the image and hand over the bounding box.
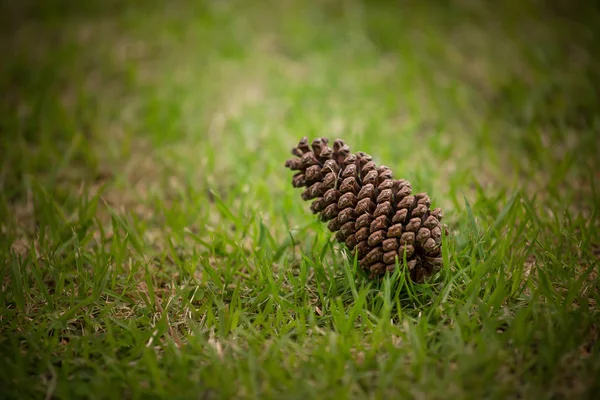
[1,0,599,398]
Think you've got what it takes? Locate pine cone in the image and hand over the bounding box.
[285,137,445,283]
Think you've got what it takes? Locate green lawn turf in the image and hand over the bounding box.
[1,0,599,398]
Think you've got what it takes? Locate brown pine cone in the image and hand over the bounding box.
[285,137,445,283]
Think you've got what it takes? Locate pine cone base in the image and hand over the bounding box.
[285,137,445,283]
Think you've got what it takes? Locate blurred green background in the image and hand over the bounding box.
[1,0,599,398]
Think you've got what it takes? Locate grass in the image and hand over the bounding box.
[1,0,599,398]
